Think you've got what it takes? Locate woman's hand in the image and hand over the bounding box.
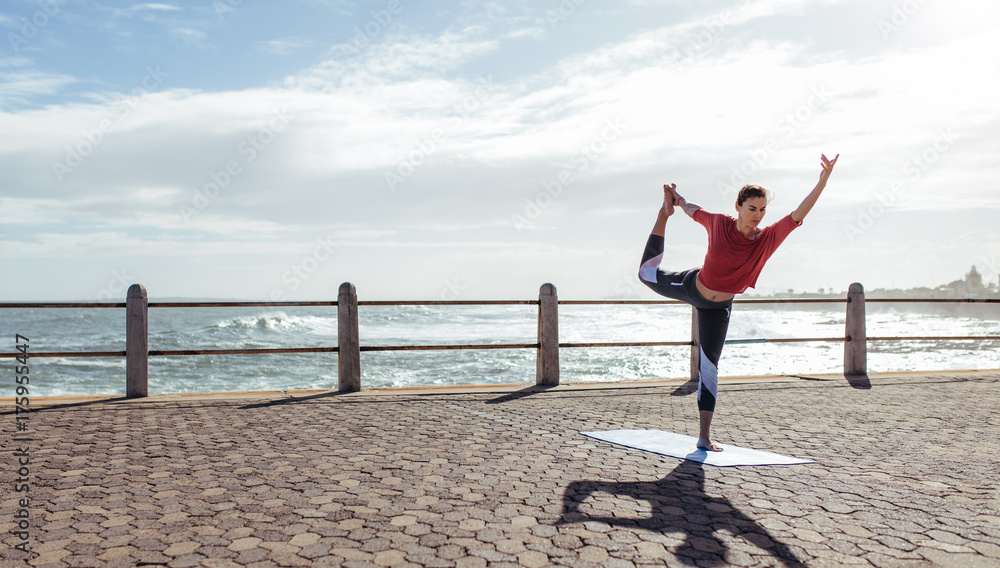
[666,184,700,218]
[663,183,677,203]
[818,153,839,187]
[792,153,839,223]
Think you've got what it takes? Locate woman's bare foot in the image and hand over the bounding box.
[697,438,723,452]
[662,184,676,216]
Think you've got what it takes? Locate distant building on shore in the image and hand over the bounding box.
[865,265,997,299]
[743,265,1000,299]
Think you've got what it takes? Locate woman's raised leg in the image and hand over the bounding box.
[638,185,689,298]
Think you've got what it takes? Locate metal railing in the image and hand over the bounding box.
[2,282,998,397]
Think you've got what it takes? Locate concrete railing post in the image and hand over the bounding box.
[537,283,559,386]
[338,282,361,392]
[125,284,148,398]
[844,282,867,376]
[690,306,700,382]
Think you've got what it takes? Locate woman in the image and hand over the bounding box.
[638,154,838,451]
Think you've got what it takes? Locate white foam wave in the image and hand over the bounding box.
[206,312,337,335]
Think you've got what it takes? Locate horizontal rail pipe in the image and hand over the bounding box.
[361,343,538,352]
[867,336,997,342]
[0,303,125,308]
[150,347,338,356]
[560,300,688,305]
[0,351,126,358]
[865,298,1000,303]
[731,337,847,343]
[361,300,539,306]
[561,341,694,348]
[151,301,337,308]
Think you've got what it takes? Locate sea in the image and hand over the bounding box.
[3,302,1000,397]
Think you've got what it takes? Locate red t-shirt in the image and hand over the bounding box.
[693,208,802,294]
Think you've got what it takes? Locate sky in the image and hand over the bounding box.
[2,0,999,302]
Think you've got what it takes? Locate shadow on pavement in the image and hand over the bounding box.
[239,390,350,409]
[559,460,806,567]
[0,396,130,415]
[845,373,871,389]
[485,385,555,404]
[669,378,698,397]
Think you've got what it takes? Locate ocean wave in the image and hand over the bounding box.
[42,357,126,369]
[202,312,337,335]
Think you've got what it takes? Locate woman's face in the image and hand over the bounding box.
[736,196,767,227]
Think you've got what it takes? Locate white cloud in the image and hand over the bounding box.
[0,70,76,106]
[2,231,304,259]
[300,28,500,87]
[129,3,182,11]
[169,27,207,42]
[257,38,313,55]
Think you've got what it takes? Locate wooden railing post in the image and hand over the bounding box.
[537,283,559,386]
[125,284,148,398]
[338,282,361,392]
[844,282,867,376]
[690,306,700,382]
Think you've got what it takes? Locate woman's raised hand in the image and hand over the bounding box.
[818,154,839,186]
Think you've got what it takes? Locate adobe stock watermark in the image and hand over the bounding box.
[878,0,929,40]
[980,254,1000,291]
[511,117,627,231]
[95,268,135,301]
[717,85,832,202]
[333,0,412,58]
[214,0,244,21]
[440,277,466,301]
[385,76,498,192]
[8,0,67,54]
[545,0,587,29]
[677,0,750,66]
[51,65,170,182]
[843,126,958,242]
[179,107,291,223]
[12,334,32,554]
[611,273,645,300]
[269,236,339,301]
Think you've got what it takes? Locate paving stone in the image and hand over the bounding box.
[967,540,1000,558]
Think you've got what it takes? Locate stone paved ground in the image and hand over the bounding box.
[2,371,999,567]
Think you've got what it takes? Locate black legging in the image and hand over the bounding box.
[638,234,732,412]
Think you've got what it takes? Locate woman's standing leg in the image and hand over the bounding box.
[695,304,731,451]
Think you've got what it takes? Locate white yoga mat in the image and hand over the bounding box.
[581,429,813,467]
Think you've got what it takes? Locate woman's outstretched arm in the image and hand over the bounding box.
[791,153,839,223]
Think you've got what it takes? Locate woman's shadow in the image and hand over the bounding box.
[559,459,806,567]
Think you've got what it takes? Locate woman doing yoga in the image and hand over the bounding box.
[639,154,838,451]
